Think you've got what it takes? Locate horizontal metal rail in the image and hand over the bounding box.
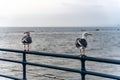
[1,48,120,64]
[0,48,120,80]
[0,74,21,80]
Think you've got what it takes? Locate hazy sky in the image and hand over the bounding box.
[0,0,120,27]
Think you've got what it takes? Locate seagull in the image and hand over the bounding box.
[21,32,32,51]
[75,32,92,55]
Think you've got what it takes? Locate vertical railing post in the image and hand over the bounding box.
[81,55,86,80]
[23,52,27,80]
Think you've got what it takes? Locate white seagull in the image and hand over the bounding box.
[75,32,92,55]
[21,32,32,51]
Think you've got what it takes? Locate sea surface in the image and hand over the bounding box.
[0,27,120,80]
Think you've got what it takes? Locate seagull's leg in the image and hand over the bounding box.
[80,49,82,54]
[24,44,26,51]
[27,44,29,51]
[83,48,85,55]
[80,48,85,56]
[79,47,84,55]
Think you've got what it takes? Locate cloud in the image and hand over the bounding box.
[0,0,120,27]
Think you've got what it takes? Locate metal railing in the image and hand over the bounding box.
[0,48,120,80]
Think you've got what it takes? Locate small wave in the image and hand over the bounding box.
[87,47,103,51]
[34,74,65,80]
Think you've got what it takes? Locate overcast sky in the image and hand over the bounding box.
[0,0,120,27]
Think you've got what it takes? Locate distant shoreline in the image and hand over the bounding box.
[0,26,120,33]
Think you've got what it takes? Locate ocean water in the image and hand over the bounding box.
[0,27,120,80]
